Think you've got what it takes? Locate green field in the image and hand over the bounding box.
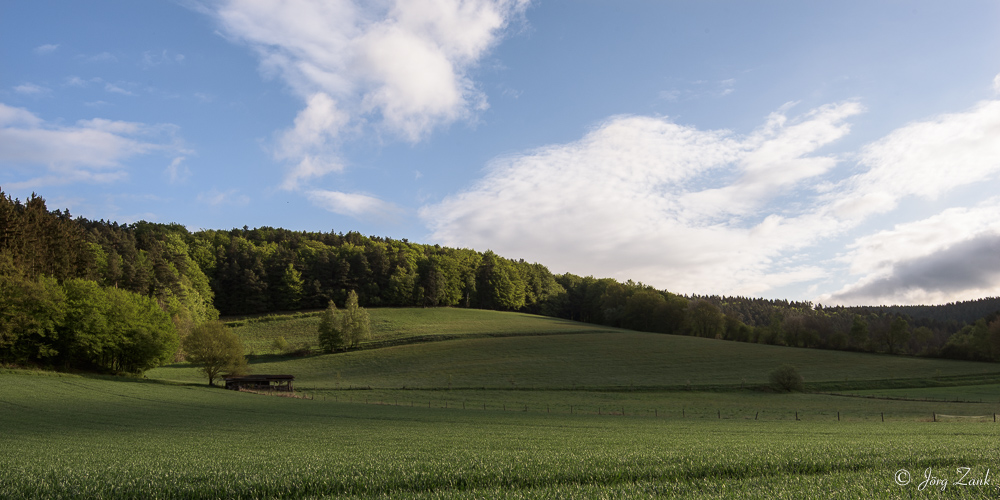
[7,308,1000,498]
[3,373,1000,499]
[228,308,622,355]
[154,309,1000,393]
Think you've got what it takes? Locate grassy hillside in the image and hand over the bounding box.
[152,308,1000,392]
[228,307,624,354]
[3,372,1000,498]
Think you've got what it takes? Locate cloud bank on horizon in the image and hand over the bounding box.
[3,1,1000,306]
[420,95,1000,305]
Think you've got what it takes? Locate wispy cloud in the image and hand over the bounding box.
[659,78,736,102]
[13,83,50,95]
[65,76,103,87]
[0,102,185,189]
[165,156,191,183]
[104,82,135,96]
[423,89,1000,304]
[79,51,118,63]
[276,92,349,191]
[205,0,530,215]
[197,188,250,207]
[140,49,186,69]
[33,44,59,55]
[307,189,401,221]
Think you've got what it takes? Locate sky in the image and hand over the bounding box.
[3,0,1000,306]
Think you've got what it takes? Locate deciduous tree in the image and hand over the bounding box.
[317,301,345,353]
[182,321,247,386]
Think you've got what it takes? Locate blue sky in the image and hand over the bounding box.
[3,1,1000,306]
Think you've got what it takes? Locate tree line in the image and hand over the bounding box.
[2,190,999,374]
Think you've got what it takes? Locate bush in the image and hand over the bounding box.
[769,364,804,392]
[271,336,290,354]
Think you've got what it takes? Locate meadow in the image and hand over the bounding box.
[154,309,1000,393]
[7,308,1000,498]
[227,308,620,355]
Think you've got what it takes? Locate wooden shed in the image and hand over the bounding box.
[224,375,295,392]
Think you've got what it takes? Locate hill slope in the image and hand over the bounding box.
[150,309,1000,390]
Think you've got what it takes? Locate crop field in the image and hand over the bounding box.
[840,384,1000,403]
[10,309,1000,497]
[3,373,1000,499]
[309,388,1000,422]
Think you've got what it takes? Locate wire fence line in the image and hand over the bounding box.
[264,391,1000,423]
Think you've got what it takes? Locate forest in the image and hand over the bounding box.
[1,190,999,373]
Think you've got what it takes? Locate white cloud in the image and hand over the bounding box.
[0,102,181,188]
[0,104,43,127]
[166,156,191,183]
[307,189,400,220]
[34,44,59,54]
[827,99,1000,222]
[208,0,528,189]
[276,92,349,190]
[104,83,135,96]
[423,92,1000,302]
[197,188,250,207]
[13,83,49,95]
[422,102,862,296]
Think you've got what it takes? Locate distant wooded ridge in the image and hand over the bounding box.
[1,190,999,373]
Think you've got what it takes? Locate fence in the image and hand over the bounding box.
[270,391,1000,423]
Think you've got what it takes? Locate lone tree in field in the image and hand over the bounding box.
[317,291,371,352]
[342,290,371,348]
[182,321,247,386]
[769,364,804,392]
[317,301,345,352]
